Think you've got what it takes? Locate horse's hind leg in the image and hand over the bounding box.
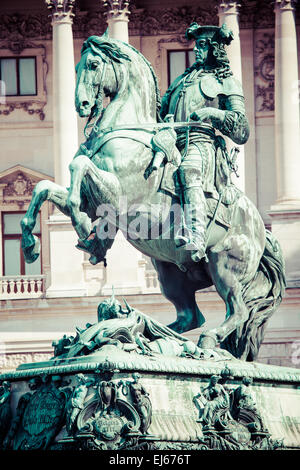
[21,180,69,263]
[199,251,249,349]
[67,155,121,240]
[152,259,205,334]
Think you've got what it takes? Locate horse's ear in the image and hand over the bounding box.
[102,27,110,39]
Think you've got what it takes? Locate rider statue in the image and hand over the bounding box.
[160,22,250,263]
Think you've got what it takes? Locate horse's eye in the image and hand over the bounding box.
[90,62,99,70]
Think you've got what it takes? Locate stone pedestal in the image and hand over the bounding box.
[1,346,300,450]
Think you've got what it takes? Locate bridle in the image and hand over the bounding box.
[83,58,108,138]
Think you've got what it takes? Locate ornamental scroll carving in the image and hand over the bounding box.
[192,369,284,450]
[0,3,299,41]
[254,32,275,112]
[0,167,47,208]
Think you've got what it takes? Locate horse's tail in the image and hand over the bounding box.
[221,230,286,361]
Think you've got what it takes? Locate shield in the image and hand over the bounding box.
[13,384,67,450]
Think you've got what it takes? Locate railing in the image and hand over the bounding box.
[144,270,160,292]
[0,275,46,299]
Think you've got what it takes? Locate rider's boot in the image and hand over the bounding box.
[175,186,208,263]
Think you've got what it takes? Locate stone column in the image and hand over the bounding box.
[99,0,147,295]
[102,0,130,43]
[269,0,300,285]
[218,1,245,192]
[46,0,78,186]
[273,0,300,206]
[45,0,86,297]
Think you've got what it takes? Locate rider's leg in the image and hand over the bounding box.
[175,146,208,262]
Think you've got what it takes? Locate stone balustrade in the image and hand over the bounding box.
[144,270,160,292]
[0,275,46,299]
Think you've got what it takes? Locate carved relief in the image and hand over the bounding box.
[3,375,70,450]
[192,368,284,450]
[0,171,34,207]
[130,5,218,36]
[4,172,33,198]
[62,372,153,450]
[0,166,53,208]
[0,381,12,447]
[0,3,298,42]
[254,32,275,112]
[0,14,51,41]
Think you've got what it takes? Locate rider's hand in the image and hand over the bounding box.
[190,112,200,121]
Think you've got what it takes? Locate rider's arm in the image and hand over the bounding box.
[214,94,250,145]
[191,93,250,146]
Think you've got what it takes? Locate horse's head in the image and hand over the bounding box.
[75,33,131,118]
[75,49,105,117]
[75,33,161,126]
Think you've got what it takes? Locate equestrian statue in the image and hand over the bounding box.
[20,23,285,362]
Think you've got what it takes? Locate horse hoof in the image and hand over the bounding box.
[198,332,218,349]
[22,234,40,264]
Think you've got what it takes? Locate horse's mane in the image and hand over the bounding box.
[81,35,162,119]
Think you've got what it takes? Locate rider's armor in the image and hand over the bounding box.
[161,68,250,262]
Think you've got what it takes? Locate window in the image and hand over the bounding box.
[0,57,37,97]
[2,212,41,276]
[168,50,196,86]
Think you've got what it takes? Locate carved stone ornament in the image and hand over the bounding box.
[0,381,12,447]
[4,172,33,197]
[51,296,233,362]
[57,372,153,450]
[254,32,275,112]
[0,170,34,208]
[192,368,284,450]
[0,166,53,208]
[102,0,130,19]
[3,375,70,450]
[45,0,75,23]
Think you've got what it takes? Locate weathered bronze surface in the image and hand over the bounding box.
[4,23,295,451]
[20,25,285,361]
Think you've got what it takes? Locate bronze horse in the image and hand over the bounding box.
[21,34,285,361]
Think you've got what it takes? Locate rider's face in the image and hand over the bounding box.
[194,37,209,65]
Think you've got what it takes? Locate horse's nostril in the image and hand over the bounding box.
[82,101,90,108]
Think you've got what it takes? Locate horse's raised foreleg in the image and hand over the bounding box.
[199,251,249,349]
[67,155,121,240]
[152,258,206,334]
[21,180,69,263]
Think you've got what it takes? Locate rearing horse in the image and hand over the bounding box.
[21,33,285,361]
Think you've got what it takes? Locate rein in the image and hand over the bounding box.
[94,121,216,137]
[84,61,108,138]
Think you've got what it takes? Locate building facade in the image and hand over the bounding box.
[0,0,300,371]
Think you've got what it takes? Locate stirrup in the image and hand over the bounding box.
[191,249,208,263]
